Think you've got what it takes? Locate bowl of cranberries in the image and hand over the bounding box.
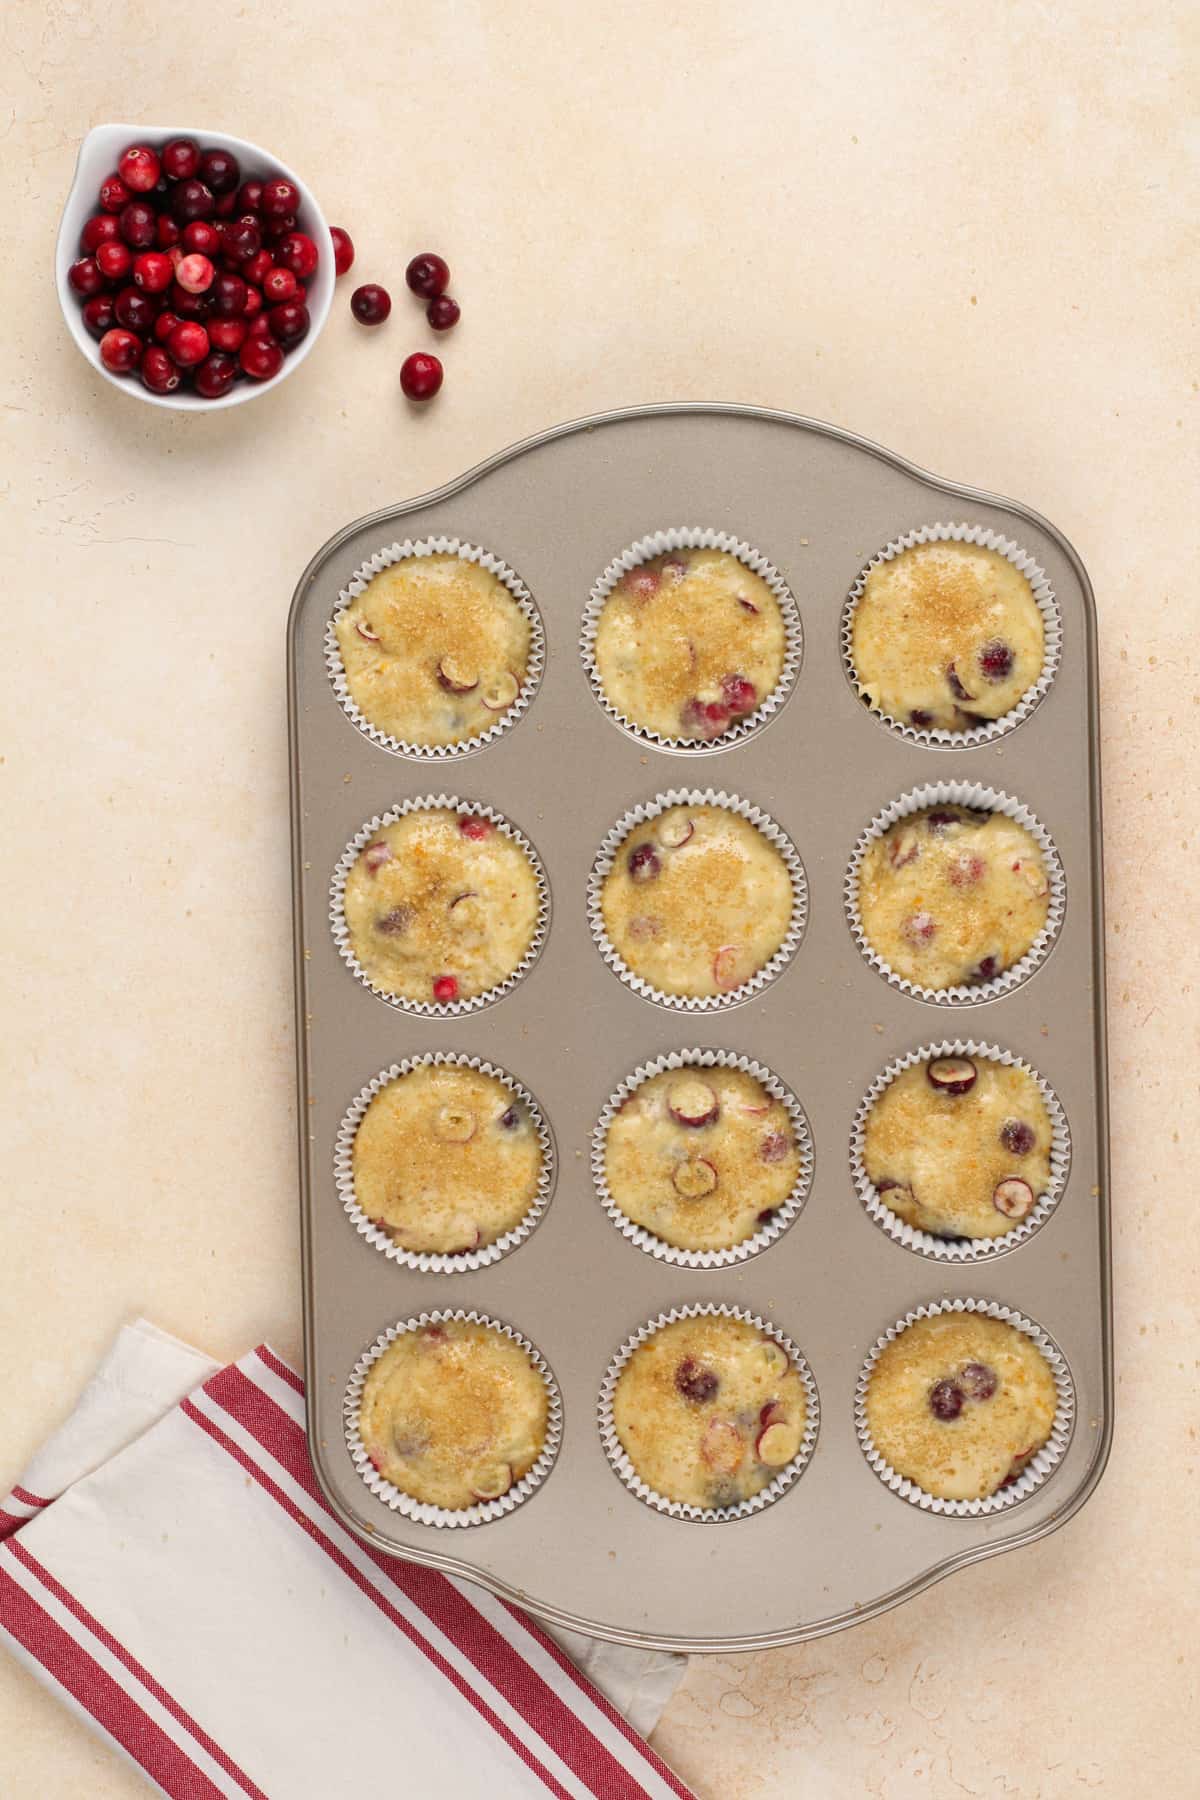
[57,124,335,409]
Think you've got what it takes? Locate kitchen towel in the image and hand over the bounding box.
[0,1319,692,1800]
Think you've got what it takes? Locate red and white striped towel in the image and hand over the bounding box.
[0,1320,693,1800]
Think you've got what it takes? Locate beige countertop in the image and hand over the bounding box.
[2,1,1197,1794]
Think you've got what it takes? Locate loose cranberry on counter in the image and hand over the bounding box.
[81,293,116,339]
[350,282,390,325]
[170,179,216,223]
[113,286,158,333]
[166,320,210,366]
[193,352,238,398]
[268,301,310,346]
[118,144,161,192]
[208,316,248,353]
[262,265,298,303]
[82,213,121,251]
[162,137,200,181]
[140,345,181,394]
[239,334,284,380]
[95,240,132,281]
[98,327,143,374]
[405,252,449,298]
[400,351,443,401]
[260,177,300,217]
[426,293,460,331]
[99,173,131,212]
[118,201,157,248]
[330,226,354,276]
[199,148,240,194]
[276,231,319,279]
[133,249,174,293]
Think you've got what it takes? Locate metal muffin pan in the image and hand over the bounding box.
[287,403,1112,1652]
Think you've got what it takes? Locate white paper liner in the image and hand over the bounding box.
[325,537,545,759]
[850,1041,1071,1261]
[841,522,1061,748]
[598,1303,820,1523]
[329,795,550,1016]
[854,1298,1075,1515]
[580,527,802,752]
[845,782,1065,1006]
[587,789,807,1011]
[344,1310,563,1529]
[335,1053,555,1273]
[592,1049,813,1268]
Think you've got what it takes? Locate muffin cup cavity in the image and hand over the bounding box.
[330,795,550,1016]
[344,1310,563,1528]
[845,781,1065,1006]
[855,1298,1074,1515]
[598,1303,820,1523]
[841,522,1061,749]
[593,1049,813,1268]
[588,788,807,1011]
[851,1041,1071,1262]
[581,527,802,752]
[335,1053,556,1274]
[326,537,545,759]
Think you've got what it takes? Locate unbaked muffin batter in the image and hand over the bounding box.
[360,1319,549,1509]
[864,1054,1052,1239]
[600,804,795,998]
[603,1065,801,1251]
[342,808,541,1004]
[334,554,532,746]
[865,1312,1057,1500]
[593,549,787,741]
[850,541,1044,731]
[612,1315,808,1509]
[353,1062,544,1255]
[857,806,1049,990]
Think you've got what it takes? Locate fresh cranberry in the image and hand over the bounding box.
[236,178,264,214]
[262,212,296,244]
[674,1358,719,1404]
[241,285,263,318]
[268,301,309,346]
[627,843,661,882]
[350,282,390,325]
[427,293,460,331]
[175,253,215,294]
[458,816,492,840]
[262,264,298,303]
[155,213,181,249]
[81,213,121,251]
[1000,1119,1036,1155]
[214,188,239,218]
[960,1362,998,1401]
[95,240,132,281]
[241,248,273,287]
[161,137,200,181]
[979,639,1014,682]
[405,252,450,298]
[166,320,210,366]
[400,351,443,401]
[721,673,758,714]
[239,334,283,380]
[113,286,158,333]
[98,327,143,374]
[246,312,274,341]
[211,272,247,317]
[199,148,240,194]
[208,316,248,353]
[118,144,160,192]
[432,974,459,1003]
[118,200,157,248]
[169,281,211,320]
[260,176,300,217]
[329,225,354,276]
[193,352,238,399]
[276,231,319,279]
[132,250,174,293]
[81,293,116,339]
[929,1380,964,1421]
[170,179,215,223]
[139,345,181,394]
[153,310,182,343]
[99,173,131,212]
[223,215,262,263]
[180,220,219,257]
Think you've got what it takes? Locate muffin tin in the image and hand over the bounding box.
[287,403,1112,1652]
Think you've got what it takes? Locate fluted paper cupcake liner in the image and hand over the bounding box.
[344,1310,562,1529]
[845,781,1065,1005]
[854,1297,1074,1515]
[335,1053,556,1273]
[330,795,551,1016]
[581,527,802,752]
[592,1049,813,1268]
[325,537,545,759]
[598,1302,819,1522]
[841,522,1061,749]
[851,1041,1071,1261]
[588,789,807,1011]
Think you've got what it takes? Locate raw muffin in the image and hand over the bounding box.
[334,554,532,746]
[592,548,789,741]
[612,1314,809,1509]
[342,808,541,1005]
[599,803,795,999]
[865,1312,1057,1501]
[353,1062,544,1255]
[850,541,1044,731]
[856,805,1049,990]
[360,1319,549,1509]
[603,1065,802,1251]
[864,1053,1053,1239]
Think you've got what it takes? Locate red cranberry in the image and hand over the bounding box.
[113,286,158,333]
[926,1056,978,1095]
[246,312,274,342]
[213,188,239,219]
[153,310,182,343]
[68,255,104,297]
[209,316,248,352]
[181,220,220,257]
[260,176,300,217]
[166,320,210,366]
[193,352,239,399]
[175,253,215,294]
[81,293,116,339]
[239,334,283,380]
[946,662,976,704]
[118,201,157,248]
[929,1380,964,1421]
[350,283,390,325]
[223,216,262,263]
[241,248,273,287]
[199,148,240,194]
[81,213,121,251]
[426,294,460,332]
[972,954,1001,982]
[212,272,248,316]
[262,212,296,244]
[960,1362,998,1401]
[161,137,200,181]
[1000,1119,1036,1155]
[330,226,354,276]
[458,816,492,840]
[132,250,174,293]
[98,173,131,213]
[400,351,443,401]
[241,285,263,318]
[405,252,450,298]
[674,1358,719,1404]
[432,974,459,1003]
[268,301,309,346]
[170,179,215,223]
[236,179,264,214]
[118,144,160,192]
[627,843,661,882]
[262,265,298,303]
[140,345,181,395]
[98,327,143,374]
[910,708,934,727]
[155,214,181,249]
[95,240,132,281]
[979,639,1014,682]
[169,281,211,319]
[276,231,318,278]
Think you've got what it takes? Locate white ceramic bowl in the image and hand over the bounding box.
[56,123,335,411]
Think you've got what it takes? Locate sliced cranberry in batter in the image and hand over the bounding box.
[668,1079,720,1127]
[700,1418,744,1474]
[711,945,742,990]
[375,905,414,935]
[901,911,937,947]
[672,1157,718,1198]
[657,814,694,849]
[946,663,977,703]
[993,1176,1035,1219]
[948,851,986,886]
[437,655,478,693]
[363,840,393,872]
[960,1361,998,1400]
[888,827,920,869]
[759,1131,791,1164]
[675,1357,719,1404]
[720,672,758,715]
[481,670,520,711]
[926,1056,977,1094]
[627,843,661,882]
[1000,1118,1036,1155]
[354,619,380,642]
[978,639,1014,682]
